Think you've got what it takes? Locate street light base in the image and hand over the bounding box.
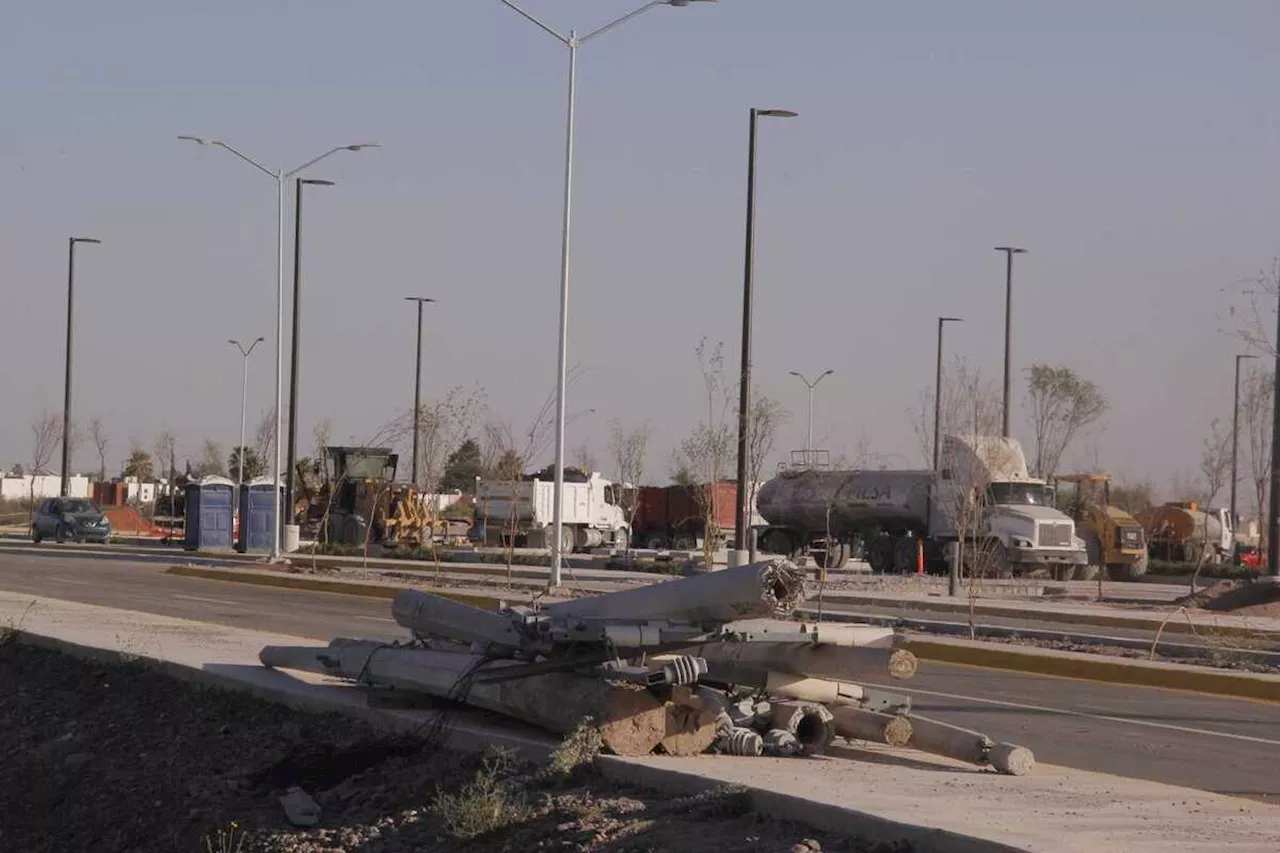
[727,549,750,569]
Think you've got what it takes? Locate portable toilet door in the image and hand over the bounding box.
[238,477,283,553]
[184,476,235,551]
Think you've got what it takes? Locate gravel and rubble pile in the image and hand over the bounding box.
[0,641,908,853]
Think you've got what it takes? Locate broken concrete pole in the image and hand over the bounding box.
[543,557,806,625]
[687,641,918,687]
[279,786,320,827]
[765,673,864,705]
[763,728,800,756]
[770,701,836,755]
[829,707,914,748]
[659,688,720,756]
[719,727,764,756]
[905,715,1036,775]
[392,590,522,649]
[260,642,675,757]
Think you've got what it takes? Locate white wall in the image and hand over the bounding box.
[0,475,90,501]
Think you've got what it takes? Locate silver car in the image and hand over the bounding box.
[32,498,112,544]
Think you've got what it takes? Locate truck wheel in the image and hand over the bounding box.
[891,537,918,574]
[559,525,576,555]
[760,529,793,557]
[645,533,669,550]
[1107,550,1149,581]
[820,543,849,570]
[671,533,696,551]
[868,535,895,574]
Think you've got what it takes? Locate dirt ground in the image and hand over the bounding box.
[0,641,908,853]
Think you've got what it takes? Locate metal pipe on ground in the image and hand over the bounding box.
[259,641,714,757]
[543,557,806,625]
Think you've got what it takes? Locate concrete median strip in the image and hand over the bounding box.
[3,590,1277,853]
[167,563,1280,702]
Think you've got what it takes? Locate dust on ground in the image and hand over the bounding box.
[0,641,908,853]
[1174,579,1280,618]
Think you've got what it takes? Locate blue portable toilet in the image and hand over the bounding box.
[183,476,236,551]
[238,477,284,553]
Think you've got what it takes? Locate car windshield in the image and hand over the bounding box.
[986,482,1053,506]
[59,499,96,514]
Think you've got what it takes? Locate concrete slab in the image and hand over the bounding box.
[1,590,1276,853]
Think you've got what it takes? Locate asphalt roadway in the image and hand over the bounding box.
[1,549,1277,803]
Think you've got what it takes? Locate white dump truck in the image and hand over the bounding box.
[475,469,629,553]
[756,434,1089,579]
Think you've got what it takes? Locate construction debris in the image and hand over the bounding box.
[259,558,1036,775]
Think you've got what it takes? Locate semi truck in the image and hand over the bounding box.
[756,434,1089,579]
[629,483,767,551]
[474,469,629,553]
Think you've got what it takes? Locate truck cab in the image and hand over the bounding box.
[938,436,1088,580]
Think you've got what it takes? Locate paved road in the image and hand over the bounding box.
[1,548,1277,802]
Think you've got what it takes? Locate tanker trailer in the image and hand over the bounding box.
[757,435,1088,578]
[1136,502,1233,565]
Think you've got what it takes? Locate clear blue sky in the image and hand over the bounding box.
[4,1,1280,500]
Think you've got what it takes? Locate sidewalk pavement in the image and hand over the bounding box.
[1,589,1277,853]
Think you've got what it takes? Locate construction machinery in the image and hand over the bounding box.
[757,435,1087,578]
[1137,501,1235,566]
[299,446,462,549]
[1051,473,1148,581]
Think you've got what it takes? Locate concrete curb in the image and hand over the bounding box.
[9,630,1025,853]
[904,638,1280,703]
[823,593,1280,641]
[167,564,1280,703]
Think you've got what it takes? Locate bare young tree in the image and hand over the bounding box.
[911,357,1005,466]
[671,338,735,564]
[29,413,62,523]
[609,419,651,563]
[1199,419,1231,509]
[572,440,598,473]
[252,408,276,476]
[88,417,109,482]
[1025,364,1109,479]
[746,393,788,495]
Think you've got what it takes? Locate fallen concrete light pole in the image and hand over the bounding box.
[829,706,1035,775]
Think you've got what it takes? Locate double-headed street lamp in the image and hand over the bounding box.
[228,337,265,489]
[496,0,715,589]
[788,369,833,454]
[994,246,1026,438]
[284,178,336,519]
[405,297,437,487]
[733,107,797,566]
[180,136,378,560]
[61,237,102,497]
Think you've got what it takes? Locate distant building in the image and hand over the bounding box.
[0,475,90,500]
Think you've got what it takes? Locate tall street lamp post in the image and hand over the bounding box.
[61,237,101,497]
[1231,354,1258,536]
[994,246,1026,438]
[495,0,714,589]
[229,337,265,489]
[284,177,336,521]
[732,107,797,567]
[788,369,833,455]
[405,297,436,487]
[180,136,377,559]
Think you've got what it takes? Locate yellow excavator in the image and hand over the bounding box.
[1051,473,1148,581]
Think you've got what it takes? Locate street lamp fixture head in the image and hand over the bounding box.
[668,0,716,5]
[300,178,336,187]
[940,316,963,322]
[70,237,102,245]
[1239,353,1259,360]
[178,135,217,146]
[819,369,834,379]
[994,246,1027,254]
[344,143,380,151]
[788,370,801,378]
[757,109,799,118]
[404,297,437,304]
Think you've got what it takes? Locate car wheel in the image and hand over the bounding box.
[54,525,66,544]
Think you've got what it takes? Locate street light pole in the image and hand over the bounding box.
[495,0,714,589]
[788,370,834,454]
[61,237,101,497]
[994,246,1026,439]
[933,317,963,472]
[1231,354,1257,536]
[229,337,265,489]
[180,136,377,559]
[405,297,436,487]
[1270,287,1280,576]
[285,177,335,522]
[733,107,797,566]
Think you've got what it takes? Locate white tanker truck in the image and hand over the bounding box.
[756,435,1089,580]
